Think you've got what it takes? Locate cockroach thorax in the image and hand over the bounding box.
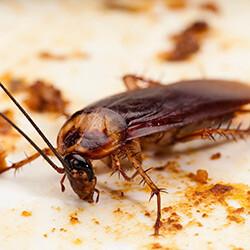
[57,107,127,158]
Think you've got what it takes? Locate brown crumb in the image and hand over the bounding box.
[144,211,151,217]
[69,212,80,225]
[24,80,68,115]
[21,210,32,217]
[210,152,221,160]
[59,228,67,232]
[43,233,48,238]
[159,20,209,61]
[104,0,153,12]
[209,184,233,195]
[188,169,208,184]
[92,218,100,225]
[162,212,183,233]
[38,51,87,61]
[200,2,219,13]
[163,0,186,10]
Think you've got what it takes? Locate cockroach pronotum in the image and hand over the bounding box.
[0,75,250,236]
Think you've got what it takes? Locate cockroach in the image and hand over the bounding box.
[0,75,250,236]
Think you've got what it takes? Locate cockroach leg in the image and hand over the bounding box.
[177,124,250,142]
[0,148,64,175]
[60,174,66,192]
[94,188,100,203]
[122,74,162,91]
[126,139,164,236]
[111,153,138,181]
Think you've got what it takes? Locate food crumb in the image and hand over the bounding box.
[188,169,208,184]
[159,20,209,62]
[144,211,151,217]
[69,212,80,225]
[21,210,32,217]
[209,184,233,195]
[73,238,82,245]
[43,234,48,238]
[92,218,100,225]
[59,228,67,232]
[210,152,221,160]
[24,80,68,115]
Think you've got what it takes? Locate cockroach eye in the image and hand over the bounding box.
[64,153,94,181]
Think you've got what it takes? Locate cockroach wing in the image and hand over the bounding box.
[86,80,250,140]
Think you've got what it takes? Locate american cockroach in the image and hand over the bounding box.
[0,75,250,236]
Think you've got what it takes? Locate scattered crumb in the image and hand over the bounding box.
[188,169,208,184]
[73,238,82,245]
[51,228,56,232]
[210,152,221,160]
[199,2,219,13]
[69,212,80,225]
[163,0,186,10]
[159,20,209,61]
[21,210,32,217]
[144,211,151,217]
[162,212,183,233]
[59,228,67,232]
[43,233,48,238]
[104,0,153,12]
[24,80,68,115]
[92,218,100,225]
[38,51,88,61]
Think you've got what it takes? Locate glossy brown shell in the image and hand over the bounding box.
[58,79,250,158]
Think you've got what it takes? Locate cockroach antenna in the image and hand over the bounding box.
[0,82,67,169]
[0,112,64,173]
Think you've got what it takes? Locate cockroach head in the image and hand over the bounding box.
[64,153,96,202]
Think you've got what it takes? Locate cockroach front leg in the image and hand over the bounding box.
[0,148,64,174]
[110,153,138,181]
[122,75,163,91]
[126,139,165,236]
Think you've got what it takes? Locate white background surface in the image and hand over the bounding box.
[0,1,250,249]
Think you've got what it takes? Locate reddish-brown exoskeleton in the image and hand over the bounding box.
[0,75,250,236]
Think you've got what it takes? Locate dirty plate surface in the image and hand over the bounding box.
[0,1,250,250]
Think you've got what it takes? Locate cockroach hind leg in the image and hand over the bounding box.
[126,140,164,236]
[122,74,162,91]
[0,148,58,175]
[177,122,250,143]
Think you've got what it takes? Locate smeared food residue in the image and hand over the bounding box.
[24,80,68,115]
[199,2,219,13]
[38,51,88,61]
[158,20,210,61]
[104,0,153,12]
[163,0,186,10]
